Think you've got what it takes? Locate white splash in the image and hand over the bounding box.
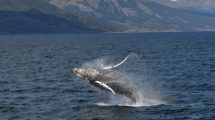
[96,90,166,107]
[81,57,109,69]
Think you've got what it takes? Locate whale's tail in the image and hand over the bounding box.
[103,56,129,70]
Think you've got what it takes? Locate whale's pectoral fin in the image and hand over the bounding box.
[95,81,116,95]
[103,56,129,70]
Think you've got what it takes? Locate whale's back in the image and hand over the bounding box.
[93,70,140,103]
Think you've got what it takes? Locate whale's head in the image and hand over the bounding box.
[73,68,101,80]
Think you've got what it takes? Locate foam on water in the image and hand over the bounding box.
[95,91,166,107]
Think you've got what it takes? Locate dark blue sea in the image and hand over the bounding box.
[0,32,215,120]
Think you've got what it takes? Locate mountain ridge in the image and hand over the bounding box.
[49,0,215,32]
[0,0,111,34]
[0,9,101,34]
[1,0,215,34]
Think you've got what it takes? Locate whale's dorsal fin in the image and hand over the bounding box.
[95,81,116,95]
[103,56,128,70]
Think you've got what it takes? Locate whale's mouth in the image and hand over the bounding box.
[76,73,83,78]
[73,68,84,79]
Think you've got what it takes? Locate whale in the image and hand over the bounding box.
[73,56,140,104]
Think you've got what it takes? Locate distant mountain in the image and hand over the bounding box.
[49,0,215,32]
[0,0,108,34]
[152,0,215,17]
[152,0,215,12]
[1,0,215,33]
[0,9,100,34]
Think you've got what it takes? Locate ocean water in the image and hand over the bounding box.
[0,32,215,120]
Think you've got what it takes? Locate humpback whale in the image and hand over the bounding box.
[73,56,140,104]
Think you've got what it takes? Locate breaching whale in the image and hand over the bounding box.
[73,56,140,104]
